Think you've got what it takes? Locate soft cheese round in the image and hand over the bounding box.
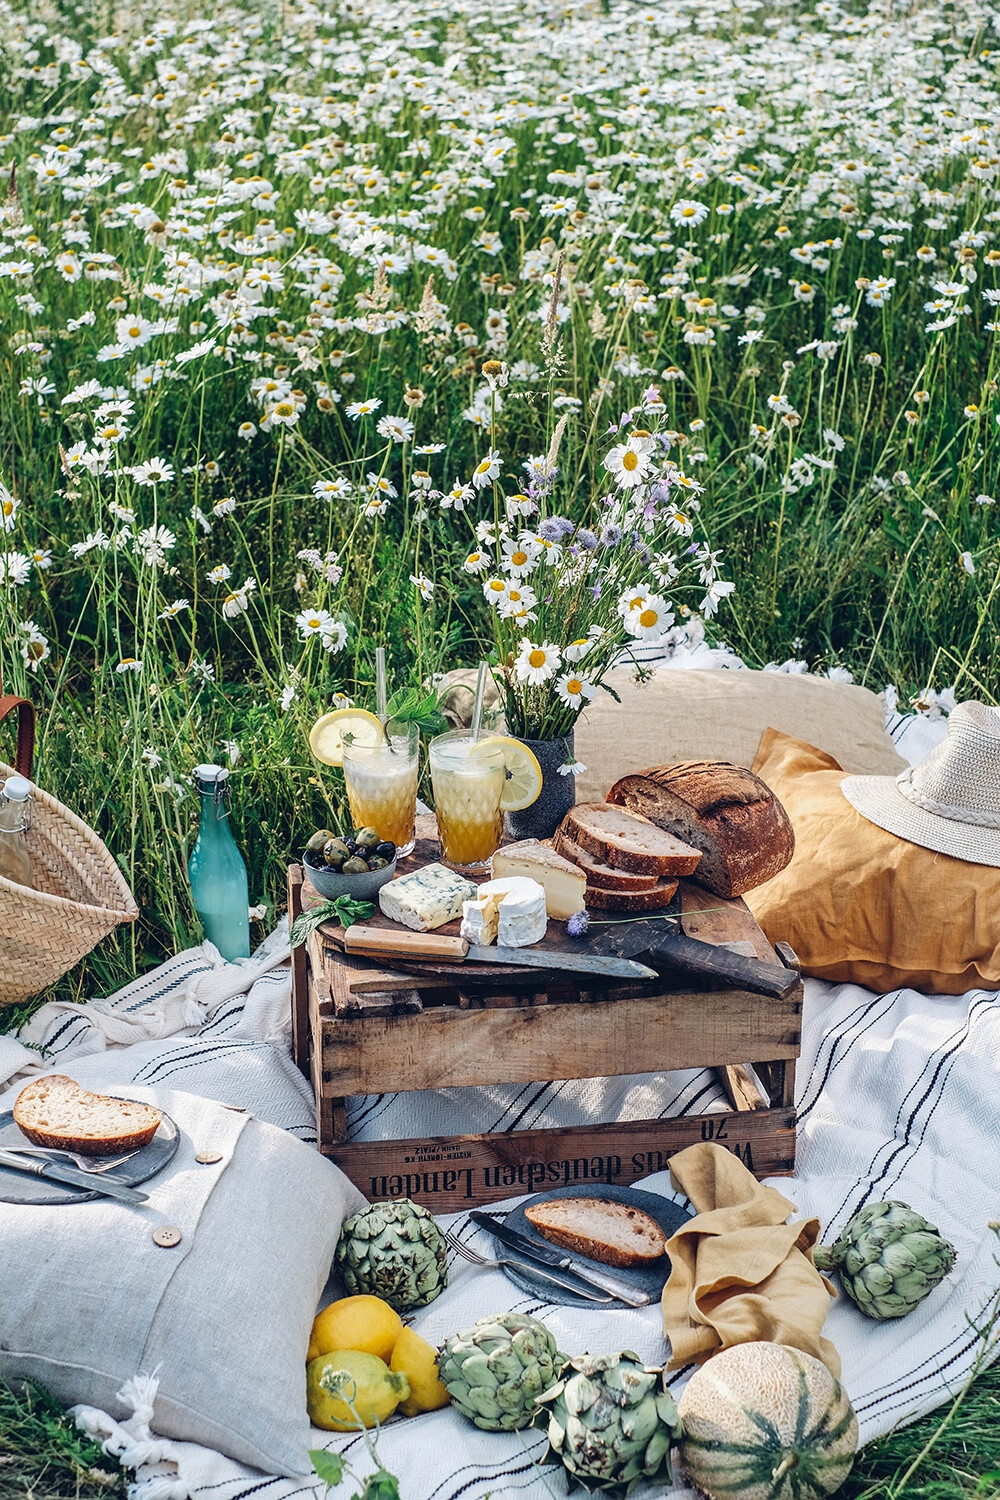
[476,877,548,948]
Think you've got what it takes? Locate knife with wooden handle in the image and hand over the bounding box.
[341,926,658,980]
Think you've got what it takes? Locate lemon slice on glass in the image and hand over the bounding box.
[471,736,543,811]
[308,708,384,767]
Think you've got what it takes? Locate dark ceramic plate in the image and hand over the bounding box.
[0,1107,179,1205]
[487,1182,693,1309]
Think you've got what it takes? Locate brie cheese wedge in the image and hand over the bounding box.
[460,876,548,948]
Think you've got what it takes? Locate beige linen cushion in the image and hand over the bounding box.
[574,669,905,803]
[0,1080,365,1476]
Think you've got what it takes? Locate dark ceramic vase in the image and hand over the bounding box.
[505,732,576,842]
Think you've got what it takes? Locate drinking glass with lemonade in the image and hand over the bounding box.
[309,709,418,856]
[429,729,541,872]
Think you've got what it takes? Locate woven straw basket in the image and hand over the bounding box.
[0,731,139,1005]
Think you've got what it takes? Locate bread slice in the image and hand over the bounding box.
[13,1075,162,1156]
[583,877,678,911]
[553,829,663,891]
[525,1197,667,1268]
[561,803,702,877]
[607,762,794,897]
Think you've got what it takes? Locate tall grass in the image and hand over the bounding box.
[0,0,997,975]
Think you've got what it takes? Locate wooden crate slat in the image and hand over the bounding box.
[318,985,800,1096]
[322,1108,796,1213]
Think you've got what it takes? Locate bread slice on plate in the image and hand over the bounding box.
[13,1075,162,1156]
[561,804,702,877]
[525,1196,667,1268]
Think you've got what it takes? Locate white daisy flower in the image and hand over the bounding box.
[555,672,596,709]
[514,637,562,685]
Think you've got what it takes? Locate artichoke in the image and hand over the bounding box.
[438,1312,562,1431]
[814,1200,957,1320]
[335,1198,447,1311]
[533,1351,682,1496]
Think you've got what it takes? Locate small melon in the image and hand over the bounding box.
[677,1341,858,1500]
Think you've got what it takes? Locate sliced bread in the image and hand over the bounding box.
[553,828,663,891]
[584,876,678,911]
[560,803,703,877]
[525,1196,667,1268]
[13,1075,162,1156]
[607,762,794,897]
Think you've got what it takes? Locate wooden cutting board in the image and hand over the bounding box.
[304,818,786,991]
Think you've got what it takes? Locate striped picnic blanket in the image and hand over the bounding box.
[2,930,997,1500]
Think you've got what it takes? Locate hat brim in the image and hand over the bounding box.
[840,775,1000,868]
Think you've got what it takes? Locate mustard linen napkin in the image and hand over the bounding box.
[661,1142,840,1376]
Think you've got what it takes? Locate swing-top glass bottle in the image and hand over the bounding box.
[187,764,250,960]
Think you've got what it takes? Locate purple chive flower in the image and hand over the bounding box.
[567,910,590,938]
[577,528,599,550]
[538,515,575,541]
[600,524,623,546]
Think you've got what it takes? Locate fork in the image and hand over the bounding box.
[4,1146,139,1175]
[445,1229,613,1303]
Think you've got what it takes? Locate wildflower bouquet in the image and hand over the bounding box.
[465,369,734,749]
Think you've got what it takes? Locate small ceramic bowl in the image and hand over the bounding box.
[301,853,398,902]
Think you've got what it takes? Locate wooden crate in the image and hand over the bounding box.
[289,848,801,1214]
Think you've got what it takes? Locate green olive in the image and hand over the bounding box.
[354,826,380,850]
[367,855,389,871]
[342,855,370,875]
[323,837,350,869]
[307,829,336,853]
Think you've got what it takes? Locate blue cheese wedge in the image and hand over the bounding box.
[378,862,477,932]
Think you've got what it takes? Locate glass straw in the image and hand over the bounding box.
[470,660,488,744]
[375,647,388,726]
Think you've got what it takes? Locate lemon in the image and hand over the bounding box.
[308,708,384,768]
[390,1326,451,1417]
[471,735,543,811]
[306,1350,410,1431]
[307,1295,403,1363]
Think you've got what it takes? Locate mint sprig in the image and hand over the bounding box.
[290,895,375,948]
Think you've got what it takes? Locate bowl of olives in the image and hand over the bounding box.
[302,827,398,900]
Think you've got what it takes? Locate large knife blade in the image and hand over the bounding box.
[342,925,657,981]
[589,918,799,1000]
[471,1211,651,1307]
[0,1148,149,1205]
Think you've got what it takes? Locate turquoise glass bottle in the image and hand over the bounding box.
[188,764,250,960]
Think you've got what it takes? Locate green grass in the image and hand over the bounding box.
[0,1379,124,1500]
[2,1365,999,1499]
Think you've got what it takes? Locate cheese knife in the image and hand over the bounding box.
[0,1147,150,1204]
[470,1211,652,1307]
[342,926,658,981]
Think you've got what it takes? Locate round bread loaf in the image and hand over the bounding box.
[606,762,794,897]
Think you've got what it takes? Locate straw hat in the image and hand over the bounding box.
[841,701,1000,866]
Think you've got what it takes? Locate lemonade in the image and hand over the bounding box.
[342,724,419,855]
[429,731,506,870]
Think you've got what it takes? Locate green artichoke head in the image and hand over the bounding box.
[437,1312,562,1432]
[533,1351,682,1495]
[814,1200,957,1320]
[334,1198,447,1311]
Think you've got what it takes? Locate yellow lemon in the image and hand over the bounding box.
[307,1295,403,1363]
[470,736,543,811]
[390,1326,451,1417]
[308,708,384,768]
[306,1350,410,1431]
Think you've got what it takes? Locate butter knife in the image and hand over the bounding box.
[0,1148,149,1204]
[471,1211,651,1307]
